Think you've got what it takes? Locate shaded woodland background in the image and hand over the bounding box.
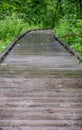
[0,0,82,54]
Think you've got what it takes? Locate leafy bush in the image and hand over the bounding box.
[0,13,40,52]
[55,18,82,55]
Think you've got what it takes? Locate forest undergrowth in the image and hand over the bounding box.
[0,0,82,55]
[0,14,41,52]
[55,18,82,55]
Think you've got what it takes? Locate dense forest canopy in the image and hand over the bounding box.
[0,0,82,54]
[0,0,82,26]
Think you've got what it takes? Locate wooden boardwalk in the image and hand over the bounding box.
[0,30,82,130]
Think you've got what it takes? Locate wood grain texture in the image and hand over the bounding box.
[0,30,82,130]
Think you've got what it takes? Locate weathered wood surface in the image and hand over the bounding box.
[0,30,82,130]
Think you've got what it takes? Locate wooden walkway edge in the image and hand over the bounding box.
[0,29,82,130]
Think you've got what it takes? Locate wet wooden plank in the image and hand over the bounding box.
[0,108,82,116]
[0,30,82,129]
[0,127,82,130]
[0,111,82,120]
[0,120,82,127]
[0,102,82,108]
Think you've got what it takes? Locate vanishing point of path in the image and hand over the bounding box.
[0,30,82,130]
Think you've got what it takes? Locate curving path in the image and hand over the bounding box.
[0,30,82,130]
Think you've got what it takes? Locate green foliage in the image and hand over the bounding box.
[0,13,40,52]
[55,0,82,55]
[0,0,82,55]
[0,14,23,51]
